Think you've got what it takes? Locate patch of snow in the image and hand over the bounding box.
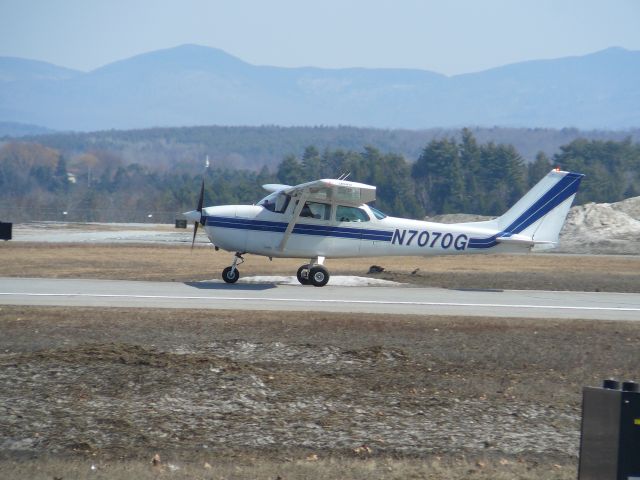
[207,275,402,287]
[12,222,197,244]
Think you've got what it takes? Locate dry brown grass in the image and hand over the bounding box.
[1,243,639,291]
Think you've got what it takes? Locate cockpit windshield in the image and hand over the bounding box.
[369,205,388,220]
[258,191,291,214]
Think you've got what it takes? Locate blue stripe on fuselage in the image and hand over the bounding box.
[207,216,287,233]
[204,215,393,241]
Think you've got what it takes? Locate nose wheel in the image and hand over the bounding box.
[222,253,244,284]
[222,266,239,283]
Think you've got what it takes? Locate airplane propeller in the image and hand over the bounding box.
[191,178,205,250]
[183,156,211,250]
[182,178,205,250]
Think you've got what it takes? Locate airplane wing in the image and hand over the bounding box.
[282,178,376,206]
[262,183,291,193]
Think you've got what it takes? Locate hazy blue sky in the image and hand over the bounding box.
[1,0,639,75]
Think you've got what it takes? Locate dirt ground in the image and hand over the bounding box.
[2,243,640,292]
[1,244,639,478]
[1,306,639,479]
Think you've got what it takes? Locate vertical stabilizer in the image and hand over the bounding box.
[496,169,584,248]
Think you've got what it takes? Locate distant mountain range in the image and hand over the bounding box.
[1,44,639,131]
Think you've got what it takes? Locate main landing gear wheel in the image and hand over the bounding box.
[222,266,239,284]
[296,264,310,285]
[309,265,330,287]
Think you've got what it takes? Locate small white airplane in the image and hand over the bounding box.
[183,169,583,286]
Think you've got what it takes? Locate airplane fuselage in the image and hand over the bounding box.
[184,170,583,285]
[201,204,521,259]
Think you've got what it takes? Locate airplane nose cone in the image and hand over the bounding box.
[182,210,201,223]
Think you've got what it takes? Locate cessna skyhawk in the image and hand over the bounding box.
[183,169,583,287]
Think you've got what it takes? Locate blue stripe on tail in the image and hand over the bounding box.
[468,172,583,249]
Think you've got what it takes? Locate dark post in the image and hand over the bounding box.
[578,379,640,480]
[0,222,12,240]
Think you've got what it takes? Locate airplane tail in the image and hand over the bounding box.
[493,169,584,250]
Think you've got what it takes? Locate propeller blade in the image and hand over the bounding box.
[197,178,204,214]
[191,178,206,251]
[191,221,199,250]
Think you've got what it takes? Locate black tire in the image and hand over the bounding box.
[309,265,330,287]
[296,264,310,285]
[222,266,239,284]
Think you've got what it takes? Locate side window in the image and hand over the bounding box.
[336,205,370,222]
[275,194,291,214]
[300,201,330,220]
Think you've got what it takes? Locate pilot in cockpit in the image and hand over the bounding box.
[262,199,275,212]
[300,203,314,218]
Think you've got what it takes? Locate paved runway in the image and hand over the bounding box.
[1,277,640,321]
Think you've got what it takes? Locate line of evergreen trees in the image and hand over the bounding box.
[1,129,639,222]
[272,129,640,217]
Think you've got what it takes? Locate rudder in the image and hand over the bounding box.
[496,169,584,248]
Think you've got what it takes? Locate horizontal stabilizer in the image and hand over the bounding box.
[495,234,555,246]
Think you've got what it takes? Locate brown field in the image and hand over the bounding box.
[1,244,639,478]
[2,306,639,479]
[1,242,640,291]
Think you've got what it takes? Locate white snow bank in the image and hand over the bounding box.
[611,196,640,221]
[209,275,402,287]
[557,198,640,254]
[12,222,196,244]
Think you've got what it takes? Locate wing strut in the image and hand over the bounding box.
[278,194,307,252]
